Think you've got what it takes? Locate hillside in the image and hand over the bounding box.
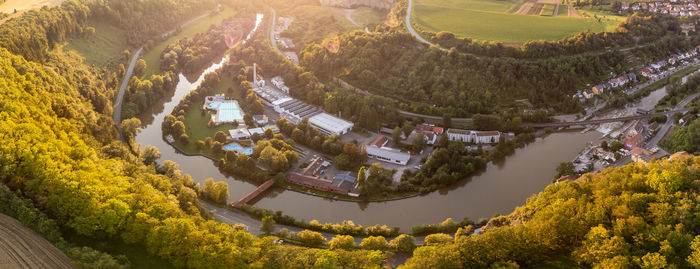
[402,155,700,268]
[0,214,75,269]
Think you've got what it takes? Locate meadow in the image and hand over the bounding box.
[412,0,613,43]
[63,19,131,68]
[0,0,63,13]
[281,5,384,46]
[141,6,238,78]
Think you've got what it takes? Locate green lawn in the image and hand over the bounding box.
[577,6,626,31]
[412,0,611,43]
[63,18,132,68]
[141,7,238,78]
[174,77,241,154]
[280,5,382,46]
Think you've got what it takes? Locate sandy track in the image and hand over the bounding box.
[568,3,583,18]
[515,2,534,15]
[552,3,560,16]
[0,214,74,269]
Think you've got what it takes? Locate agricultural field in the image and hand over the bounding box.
[0,0,63,13]
[0,214,74,269]
[412,0,615,43]
[141,7,238,78]
[63,18,132,68]
[280,5,384,46]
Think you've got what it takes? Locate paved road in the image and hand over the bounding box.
[268,7,281,53]
[647,92,700,147]
[201,200,426,245]
[405,0,436,48]
[113,47,143,141]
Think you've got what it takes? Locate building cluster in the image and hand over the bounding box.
[271,76,290,94]
[576,72,637,100]
[286,156,359,196]
[228,124,280,140]
[406,124,444,145]
[253,65,354,136]
[364,135,411,165]
[446,129,502,144]
[622,0,700,16]
[641,47,698,78]
[203,94,244,125]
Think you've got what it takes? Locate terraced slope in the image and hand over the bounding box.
[0,214,74,269]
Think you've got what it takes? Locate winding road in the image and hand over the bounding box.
[114,47,143,141]
[405,0,437,48]
[646,92,700,147]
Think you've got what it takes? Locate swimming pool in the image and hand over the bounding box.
[223,142,253,155]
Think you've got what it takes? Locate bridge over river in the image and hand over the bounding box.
[529,109,690,128]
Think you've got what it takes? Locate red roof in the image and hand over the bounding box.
[432,127,444,134]
[370,135,389,147]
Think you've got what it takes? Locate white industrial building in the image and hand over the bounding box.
[446,129,501,144]
[364,145,411,165]
[308,113,354,136]
[229,127,250,140]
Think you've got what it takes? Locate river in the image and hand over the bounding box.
[135,13,603,231]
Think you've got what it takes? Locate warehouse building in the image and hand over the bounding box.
[364,145,411,165]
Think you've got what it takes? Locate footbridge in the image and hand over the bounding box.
[232,179,276,208]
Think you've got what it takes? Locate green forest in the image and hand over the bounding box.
[0,0,698,268]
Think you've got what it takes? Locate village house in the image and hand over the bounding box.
[624,132,645,150]
[622,2,630,9]
[328,172,359,196]
[407,124,444,145]
[253,114,268,126]
[583,89,595,99]
[592,84,607,94]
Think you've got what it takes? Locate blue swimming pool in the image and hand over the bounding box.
[223,142,253,155]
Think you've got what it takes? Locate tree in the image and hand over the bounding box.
[297,230,326,247]
[443,113,452,128]
[412,133,427,152]
[424,233,453,245]
[360,236,387,251]
[388,234,415,252]
[215,131,227,143]
[555,162,575,178]
[329,235,355,250]
[120,118,141,140]
[203,178,229,204]
[260,216,275,235]
[392,127,402,143]
[357,166,367,195]
[134,59,146,77]
[142,145,161,165]
[689,236,700,267]
[600,141,608,151]
[610,141,624,152]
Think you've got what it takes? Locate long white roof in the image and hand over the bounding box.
[365,145,410,163]
[308,113,354,134]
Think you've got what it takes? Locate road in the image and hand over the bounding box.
[405,0,436,48]
[646,92,699,147]
[113,47,143,141]
[201,200,426,245]
[268,7,281,53]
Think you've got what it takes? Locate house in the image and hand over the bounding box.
[641,68,654,78]
[624,132,645,150]
[583,89,595,99]
[474,131,501,144]
[248,127,265,136]
[621,2,630,9]
[229,127,251,140]
[679,114,694,126]
[253,114,268,126]
[609,77,620,88]
[632,4,640,11]
[364,145,411,165]
[641,2,648,9]
[370,135,389,147]
[669,151,689,160]
[627,73,637,82]
[447,129,470,143]
[592,84,607,94]
[648,122,660,133]
[409,124,443,145]
[555,175,576,183]
[328,172,358,195]
[669,55,678,64]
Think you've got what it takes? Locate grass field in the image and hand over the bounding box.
[281,5,383,46]
[0,0,63,13]
[412,0,613,43]
[63,19,131,68]
[539,4,556,16]
[141,7,238,78]
[175,77,241,154]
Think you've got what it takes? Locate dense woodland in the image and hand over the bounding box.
[299,29,628,115]
[403,156,700,268]
[662,118,700,154]
[0,0,699,268]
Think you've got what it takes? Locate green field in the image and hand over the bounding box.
[141,7,238,78]
[281,5,383,46]
[174,77,241,154]
[412,0,612,43]
[539,4,556,16]
[63,19,132,68]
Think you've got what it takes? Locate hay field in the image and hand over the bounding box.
[412,0,609,43]
[0,214,75,269]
